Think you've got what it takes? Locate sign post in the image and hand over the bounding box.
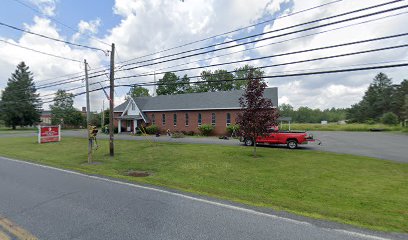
[38,125,61,144]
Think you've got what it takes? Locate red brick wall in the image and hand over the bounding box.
[145,110,241,135]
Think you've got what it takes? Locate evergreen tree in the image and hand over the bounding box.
[390,79,408,120]
[347,73,394,122]
[0,62,41,129]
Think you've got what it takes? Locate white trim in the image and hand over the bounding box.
[121,99,147,122]
[0,157,394,240]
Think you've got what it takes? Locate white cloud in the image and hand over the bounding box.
[72,18,101,42]
[30,0,57,16]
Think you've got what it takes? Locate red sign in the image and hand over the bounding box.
[38,125,61,143]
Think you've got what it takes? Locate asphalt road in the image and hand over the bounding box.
[2,130,407,163]
[0,156,406,240]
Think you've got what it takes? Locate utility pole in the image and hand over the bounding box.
[101,100,105,128]
[109,43,115,157]
[84,59,92,163]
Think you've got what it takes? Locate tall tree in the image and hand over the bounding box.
[402,95,408,121]
[278,103,294,117]
[0,62,41,129]
[237,70,278,157]
[126,86,150,99]
[50,89,84,127]
[233,65,264,89]
[390,79,408,120]
[347,73,394,122]
[195,69,235,92]
[157,72,179,95]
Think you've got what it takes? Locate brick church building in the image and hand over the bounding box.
[113,88,278,135]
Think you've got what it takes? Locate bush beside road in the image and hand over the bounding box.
[0,137,406,233]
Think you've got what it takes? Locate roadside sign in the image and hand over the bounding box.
[38,125,61,144]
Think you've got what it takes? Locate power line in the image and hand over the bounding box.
[37,62,408,105]
[117,0,345,64]
[10,0,111,47]
[120,1,406,68]
[115,43,408,85]
[118,4,408,73]
[0,21,106,52]
[7,1,406,95]
[126,63,408,87]
[0,38,82,62]
[115,33,408,80]
[30,8,408,92]
[141,11,408,76]
[30,32,408,92]
[6,58,405,106]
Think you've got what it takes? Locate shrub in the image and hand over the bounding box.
[144,125,159,134]
[198,124,214,136]
[171,132,185,138]
[365,119,376,125]
[226,124,240,135]
[181,130,195,136]
[381,112,399,125]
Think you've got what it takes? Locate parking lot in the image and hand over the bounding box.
[2,130,407,163]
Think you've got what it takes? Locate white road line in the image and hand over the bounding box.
[0,157,394,240]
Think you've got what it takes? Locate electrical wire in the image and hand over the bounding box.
[115,33,408,80]
[0,38,82,63]
[37,62,408,104]
[0,21,106,52]
[40,4,408,89]
[120,1,406,68]
[117,0,346,64]
[10,0,111,47]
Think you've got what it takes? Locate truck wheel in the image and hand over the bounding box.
[287,140,298,149]
[244,138,254,146]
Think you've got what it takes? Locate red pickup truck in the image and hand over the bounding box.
[240,127,318,149]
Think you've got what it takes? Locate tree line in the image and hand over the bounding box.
[278,104,347,123]
[127,65,263,98]
[1,62,406,129]
[347,73,408,124]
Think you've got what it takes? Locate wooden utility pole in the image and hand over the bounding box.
[109,43,115,157]
[84,59,92,163]
[101,100,105,127]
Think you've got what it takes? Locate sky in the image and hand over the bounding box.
[0,0,407,112]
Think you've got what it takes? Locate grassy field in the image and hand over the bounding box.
[0,126,36,133]
[279,123,407,132]
[0,137,407,233]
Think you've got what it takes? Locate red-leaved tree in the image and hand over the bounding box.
[237,71,278,157]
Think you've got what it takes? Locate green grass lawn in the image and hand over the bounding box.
[0,137,407,233]
[279,123,406,132]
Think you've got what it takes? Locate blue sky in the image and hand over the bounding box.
[1,0,122,47]
[0,0,407,111]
